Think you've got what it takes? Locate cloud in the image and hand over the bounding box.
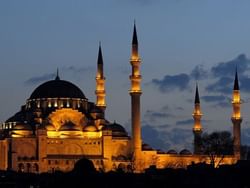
[62,66,94,74]
[164,128,193,150]
[206,54,250,94]
[201,95,227,103]
[141,125,170,150]
[150,54,250,95]
[190,64,208,80]
[24,73,55,85]
[176,106,184,111]
[161,105,170,112]
[211,54,250,77]
[176,119,193,126]
[205,77,233,94]
[24,66,95,86]
[151,73,190,93]
[157,124,171,129]
[241,127,250,145]
[212,101,231,108]
[239,76,250,92]
[144,110,175,122]
[141,124,193,151]
[201,95,231,108]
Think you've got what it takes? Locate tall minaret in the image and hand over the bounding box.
[129,23,142,167]
[231,69,242,160]
[192,84,203,154]
[95,43,106,112]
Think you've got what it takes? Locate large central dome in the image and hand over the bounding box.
[29,78,86,99]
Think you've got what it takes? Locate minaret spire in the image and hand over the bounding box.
[195,83,200,104]
[231,68,242,160]
[95,43,106,112]
[129,22,142,171]
[234,67,239,90]
[192,83,203,154]
[132,21,138,46]
[55,68,60,80]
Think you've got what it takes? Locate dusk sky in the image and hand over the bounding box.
[1,0,250,151]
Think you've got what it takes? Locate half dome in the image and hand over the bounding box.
[102,122,128,137]
[179,149,192,155]
[29,79,86,99]
[59,121,81,131]
[83,125,98,132]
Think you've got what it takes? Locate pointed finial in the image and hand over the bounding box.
[55,68,60,80]
[195,83,200,104]
[97,42,103,65]
[234,66,239,90]
[132,21,138,45]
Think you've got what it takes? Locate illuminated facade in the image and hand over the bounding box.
[0,24,240,173]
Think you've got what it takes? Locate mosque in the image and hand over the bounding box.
[0,24,241,173]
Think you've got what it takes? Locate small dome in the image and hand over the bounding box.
[11,123,33,137]
[13,123,32,131]
[29,79,86,99]
[90,107,103,114]
[142,143,153,151]
[102,122,127,137]
[59,121,81,131]
[179,149,192,155]
[167,149,178,154]
[83,125,98,132]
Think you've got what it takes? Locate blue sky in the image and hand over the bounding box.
[1,0,250,151]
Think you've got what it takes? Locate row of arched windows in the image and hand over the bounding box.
[18,163,39,173]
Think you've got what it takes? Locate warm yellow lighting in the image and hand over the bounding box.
[193,126,202,132]
[82,131,102,138]
[47,131,59,138]
[48,108,85,131]
[48,100,52,107]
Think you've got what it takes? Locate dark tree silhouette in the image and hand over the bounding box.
[72,158,96,175]
[200,131,233,167]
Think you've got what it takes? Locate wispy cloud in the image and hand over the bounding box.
[24,73,55,85]
[176,119,193,126]
[190,64,208,80]
[206,54,250,94]
[24,66,94,85]
[150,54,250,95]
[144,109,175,122]
[142,124,169,150]
[201,95,227,103]
[164,128,193,150]
[205,77,233,94]
[62,66,94,74]
[211,54,250,77]
[152,73,190,93]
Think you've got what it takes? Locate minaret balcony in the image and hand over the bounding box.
[130,75,142,80]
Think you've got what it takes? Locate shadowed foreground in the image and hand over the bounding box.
[1,160,250,188]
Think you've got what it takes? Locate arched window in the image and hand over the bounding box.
[27,163,31,173]
[18,163,24,172]
[33,163,39,173]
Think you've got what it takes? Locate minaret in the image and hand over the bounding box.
[95,43,106,112]
[55,68,60,80]
[129,23,142,168]
[231,69,242,160]
[192,84,203,154]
